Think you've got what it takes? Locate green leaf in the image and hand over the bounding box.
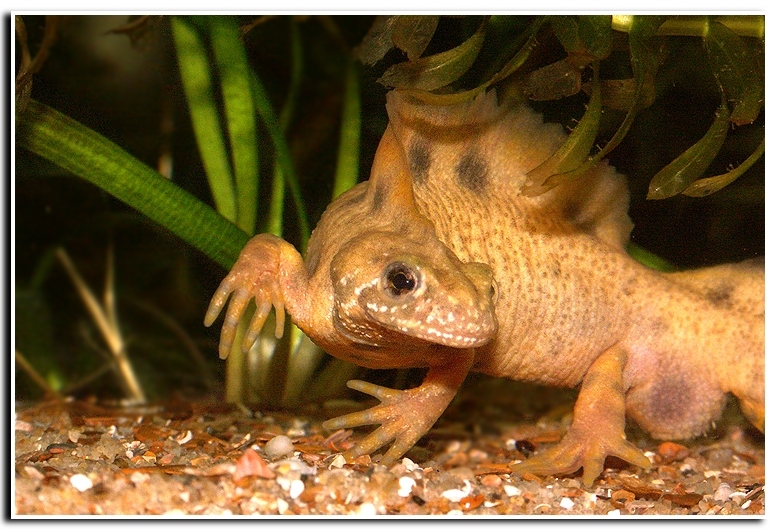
[355,15,398,66]
[577,16,613,60]
[534,15,665,191]
[171,16,237,224]
[683,137,764,197]
[378,19,487,91]
[626,242,676,272]
[333,59,362,200]
[704,19,763,126]
[650,15,765,38]
[250,73,310,249]
[552,15,612,61]
[397,16,547,106]
[647,99,731,200]
[267,18,304,238]
[523,58,582,101]
[17,100,249,271]
[524,61,602,195]
[391,15,439,61]
[598,78,656,111]
[209,16,260,235]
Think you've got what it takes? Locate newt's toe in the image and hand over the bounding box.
[510,433,650,487]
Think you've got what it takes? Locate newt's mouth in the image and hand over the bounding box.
[366,301,498,348]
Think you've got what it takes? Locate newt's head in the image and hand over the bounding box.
[330,230,497,357]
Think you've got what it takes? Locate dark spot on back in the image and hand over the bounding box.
[408,139,431,185]
[372,179,388,211]
[706,284,734,309]
[456,150,489,192]
[561,200,581,223]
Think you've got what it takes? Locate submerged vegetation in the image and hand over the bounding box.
[15,15,763,403]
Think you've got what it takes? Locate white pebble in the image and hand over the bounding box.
[442,489,468,502]
[70,474,93,492]
[277,498,289,515]
[265,435,295,459]
[397,476,416,497]
[560,497,575,510]
[357,502,377,516]
[503,485,521,497]
[401,458,421,471]
[289,479,304,499]
[714,483,733,502]
[328,454,346,469]
[608,509,622,516]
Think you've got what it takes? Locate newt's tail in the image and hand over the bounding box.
[667,258,764,318]
[669,257,764,432]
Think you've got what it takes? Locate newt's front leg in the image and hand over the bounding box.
[324,350,474,465]
[204,234,311,359]
[511,345,651,486]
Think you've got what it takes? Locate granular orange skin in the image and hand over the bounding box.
[206,90,764,487]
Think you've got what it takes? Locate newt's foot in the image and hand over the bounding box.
[510,429,651,486]
[323,380,446,466]
[204,235,288,359]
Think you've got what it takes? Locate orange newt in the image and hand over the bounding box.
[205,90,764,486]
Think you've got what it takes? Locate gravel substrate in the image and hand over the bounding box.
[14,379,764,517]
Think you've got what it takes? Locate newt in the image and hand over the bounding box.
[205,89,764,486]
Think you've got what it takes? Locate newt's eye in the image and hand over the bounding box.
[383,263,419,297]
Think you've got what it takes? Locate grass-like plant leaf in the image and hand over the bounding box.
[704,19,763,126]
[378,18,487,91]
[524,62,602,195]
[552,15,612,61]
[683,138,765,197]
[647,99,731,199]
[209,15,260,235]
[391,15,439,61]
[171,16,238,225]
[17,99,249,271]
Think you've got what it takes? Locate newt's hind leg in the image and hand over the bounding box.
[510,345,650,486]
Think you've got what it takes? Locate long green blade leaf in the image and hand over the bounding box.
[333,59,361,200]
[171,16,237,224]
[250,73,310,249]
[209,16,260,235]
[683,137,764,197]
[524,61,602,195]
[267,18,304,237]
[17,100,249,270]
[647,99,731,199]
[378,19,487,91]
[704,19,763,126]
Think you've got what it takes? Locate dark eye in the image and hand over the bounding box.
[383,263,418,297]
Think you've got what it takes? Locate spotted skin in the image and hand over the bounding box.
[206,89,764,486]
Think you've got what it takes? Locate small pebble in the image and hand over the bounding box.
[480,474,502,488]
[357,502,377,516]
[70,474,93,492]
[265,436,295,459]
[713,483,733,502]
[397,476,416,497]
[503,485,521,497]
[289,479,304,500]
[559,497,575,510]
[442,488,468,502]
[328,454,346,469]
